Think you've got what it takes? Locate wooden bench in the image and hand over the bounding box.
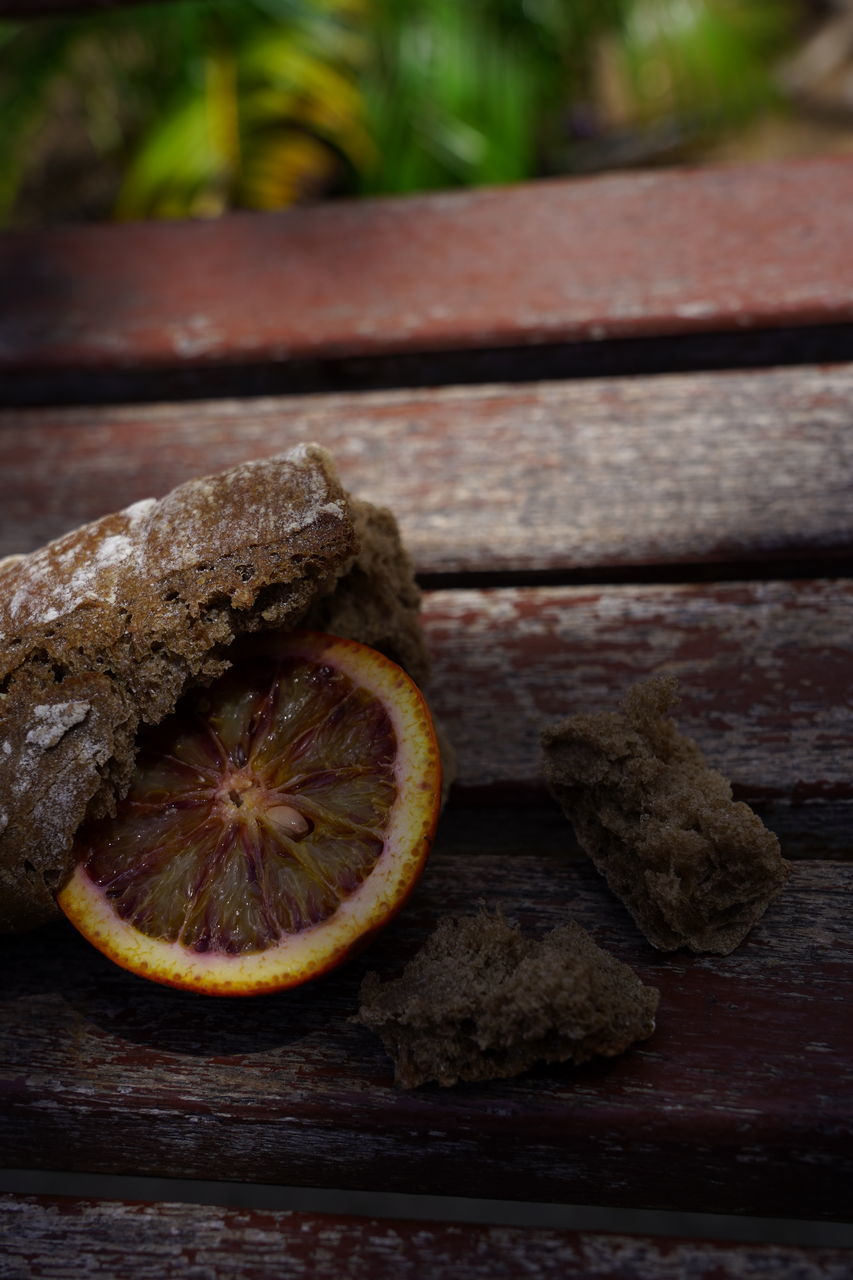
[1,148,853,1276]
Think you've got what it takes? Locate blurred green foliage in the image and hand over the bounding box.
[0,0,796,224]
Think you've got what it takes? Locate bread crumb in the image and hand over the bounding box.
[356,911,659,1088]
[541,675,790,955]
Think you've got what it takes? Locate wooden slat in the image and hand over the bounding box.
[2,160,852,375]
[2,1196,850,1279]
[1,364,852,573]
[424,580,853,804]
[422,577,853,855]
[2,856,850,1219]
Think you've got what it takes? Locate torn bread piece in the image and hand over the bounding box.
[357,912,659,1088]
[542,675,789,955]
[0,445,431,932]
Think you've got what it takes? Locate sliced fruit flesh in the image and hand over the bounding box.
[58,632,441,995]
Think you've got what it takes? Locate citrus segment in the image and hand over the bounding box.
[57,632,441,995]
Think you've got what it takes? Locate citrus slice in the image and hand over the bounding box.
[57,632,441,995]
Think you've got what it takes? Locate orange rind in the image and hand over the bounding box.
[58,632,441,995]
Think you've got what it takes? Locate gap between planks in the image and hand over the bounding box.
[2,1175,852,1247]
[4,325,853,410]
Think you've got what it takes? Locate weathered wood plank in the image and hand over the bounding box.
[1,857,850,1219]
[421,581,853,837]
[1,364,852,573]
[2,1196,850,1279]
[2,160,852,375]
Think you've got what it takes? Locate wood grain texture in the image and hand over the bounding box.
[1,364,852,573]
[3,1196,851,1279]
[2,160,852,374]
[421,581,853,852]
[1,857,850,1219]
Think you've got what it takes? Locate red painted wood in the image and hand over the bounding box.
[1,858,850,1218]
[1,364,852,572]
[2,160,852,373]
[423,580,853,808]
[2,1196,849,1279]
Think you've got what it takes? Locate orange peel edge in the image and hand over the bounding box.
[57,632,442,996]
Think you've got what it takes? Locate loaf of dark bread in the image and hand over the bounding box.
[0,444,430,932]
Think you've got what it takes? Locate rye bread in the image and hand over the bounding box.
[357,911,659,1088]
[542,676,789,954]
[0,444,430,933]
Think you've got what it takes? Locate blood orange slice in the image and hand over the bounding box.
[57,632,441,995]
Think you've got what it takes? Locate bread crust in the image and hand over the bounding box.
[0,444,429,932]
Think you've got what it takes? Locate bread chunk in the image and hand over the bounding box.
[542,676,789,954]
[302,499,428,687]
[357,912,659,1088]
[0,445,430,932]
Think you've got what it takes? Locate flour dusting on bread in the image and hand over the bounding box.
[0,444,430,932]
[25,702,92,751]
[6,446,350,627]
